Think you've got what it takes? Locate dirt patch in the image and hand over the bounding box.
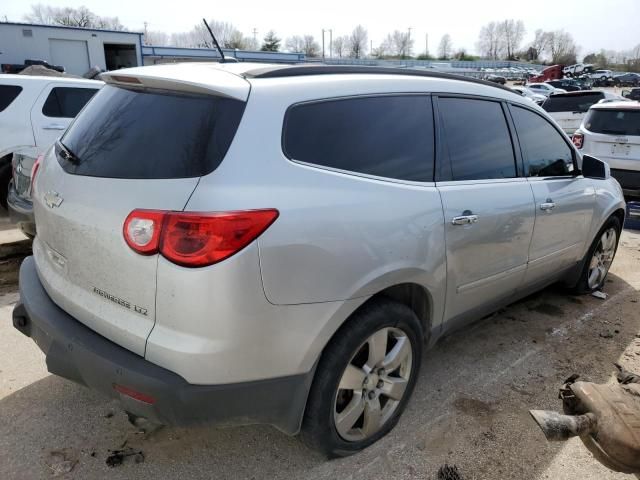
[529,302,565,317]
[0,239,31,295]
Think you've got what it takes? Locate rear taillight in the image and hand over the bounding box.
[123,209,279,267]
[572,132,584,149]
[29,154,43,194]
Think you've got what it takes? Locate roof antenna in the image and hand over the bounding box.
[202,18,237,63]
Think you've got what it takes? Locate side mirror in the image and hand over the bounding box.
[581,155,609,180]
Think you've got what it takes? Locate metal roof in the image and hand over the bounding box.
[0,21,143,36]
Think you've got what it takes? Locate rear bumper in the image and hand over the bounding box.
[7,182,35,237]
[610,169,640,196]
[12,256,313,434]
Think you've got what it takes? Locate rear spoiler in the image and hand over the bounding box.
[101,65,250,101]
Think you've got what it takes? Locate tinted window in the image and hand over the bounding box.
[542,93,603,113]
[584,109,640,136]
[59,85,245,179]
[511,106,574,177]
[439,98,516,180]
[0,85,22,112]
[42,87,98,118]
[284,95,434,182]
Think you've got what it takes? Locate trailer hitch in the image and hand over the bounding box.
[530,365,640,475]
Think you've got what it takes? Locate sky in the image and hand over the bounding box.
[2,0,639,57]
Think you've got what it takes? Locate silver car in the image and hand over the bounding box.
[13,63,626,457]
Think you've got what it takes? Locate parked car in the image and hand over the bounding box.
[563,63,594,77]
[613,73,640,87]
[1,59,65,74]
[486,74,507,85]
[546,79,585,92]
[624,88,640,101]
[573,101,640,196]
[526,82,567,96]
[541,91,624,135]
[590,69,613,81]
[0,75,102,235]
[511,86,546,105]
[12,63,625,458]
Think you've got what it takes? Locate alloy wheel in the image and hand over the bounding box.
[587,227,617,290]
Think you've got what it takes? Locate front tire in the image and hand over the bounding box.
[570,216,621,294]
[301,299,423,457]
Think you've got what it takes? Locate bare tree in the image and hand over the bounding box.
[438,34,453,60]
[528,29,549,61]
[477,21,501,59]
[285,35,305,53]
[332,35,349,58]
[143,30,169,46]
[24,4,125,30]
[302,35,320,57]
[381,30,413,58]
[347,25,368,59]
[497,19,525,60]
[545,30,578,64]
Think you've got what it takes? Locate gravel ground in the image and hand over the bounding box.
[0,226,639,480]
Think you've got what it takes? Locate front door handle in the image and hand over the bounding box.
[42,124,66,130]
[451,214,479,225]
[540,201,556,212]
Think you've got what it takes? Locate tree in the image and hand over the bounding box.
[24,4,125,30]
[169,20,245,49]
[497,19,525,60]
[545,30,578,64]
[261,30,281,52]
[285,35,305,53]
[381,30,414,58]
[438,34,452,60]
[143,30,169,46]
[332,36,349,58]
[528,29,550,61]
[347,25,368,59]
[477,21,501,59]
[286,35,319,57]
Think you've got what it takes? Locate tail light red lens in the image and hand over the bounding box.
[29,154,44,194]
[123,209,279,267]
[572,132,584,149]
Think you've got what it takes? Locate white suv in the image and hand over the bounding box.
[573,101,640,196]
[0,75,102,221]
[12,63,625,457]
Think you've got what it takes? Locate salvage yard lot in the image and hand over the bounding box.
[1,224,639,479]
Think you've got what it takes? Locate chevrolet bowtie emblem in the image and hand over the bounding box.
[44,191,63,209]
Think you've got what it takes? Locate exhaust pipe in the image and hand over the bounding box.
[529,410,597,441]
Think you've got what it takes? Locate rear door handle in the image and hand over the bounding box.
[42,124,66,130]
[451,215,479,225]
[540,201,556,211]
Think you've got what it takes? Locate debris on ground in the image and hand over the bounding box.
[591,290,608,300]
[437,464,465,480]
[47,450,77,477]
[599,330,615,339]
[105,448,144,467]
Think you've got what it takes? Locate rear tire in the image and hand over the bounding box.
[569,216,621,294]
[0,162,12,212]
[301,299,423,458]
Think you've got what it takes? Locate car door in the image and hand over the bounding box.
[30,83,99,149]
[508,104,595,286]
[435,96,536,330]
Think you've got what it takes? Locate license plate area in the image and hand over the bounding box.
[611,144,631,156]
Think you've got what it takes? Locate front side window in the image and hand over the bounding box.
[511,105,574,177]
[42,87,99,118]
[439,97,516,181]
[283,95,435,182]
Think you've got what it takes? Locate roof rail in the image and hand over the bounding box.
[243,64,514,93]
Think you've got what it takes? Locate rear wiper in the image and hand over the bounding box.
[57,140,80,164]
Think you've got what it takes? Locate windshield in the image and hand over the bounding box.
[59,85,245,179]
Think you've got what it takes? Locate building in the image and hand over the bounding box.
[0,22,143,75]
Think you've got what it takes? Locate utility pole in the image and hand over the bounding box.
[322,29,326,61]
[425,33,429,57]
[370,39,373,57]
[329,29,333,59]
[252,28,258,49]
[407,27,413,58]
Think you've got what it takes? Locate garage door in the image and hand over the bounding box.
[49,39,90,75]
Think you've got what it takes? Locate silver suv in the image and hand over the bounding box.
[13,63,626,457]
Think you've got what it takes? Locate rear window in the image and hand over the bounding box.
[59,85,245,179]
[283,95,435,182]
[42,87,99,118]
[0,85,22,112]
[584,109,640,136]
[542,93,603,113]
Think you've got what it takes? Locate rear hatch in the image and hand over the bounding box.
[32,71,248,355]
[542,91,604,135]
[582,107,640,172]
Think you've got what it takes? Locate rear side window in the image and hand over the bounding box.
[542,93,603,113]
[42,87,99,118]
[584,109,640,136]
[0,85,22,112]
[510,106,574,177]
[283,95,434,182]
[439,97,516,181]
[59,85,245,179]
